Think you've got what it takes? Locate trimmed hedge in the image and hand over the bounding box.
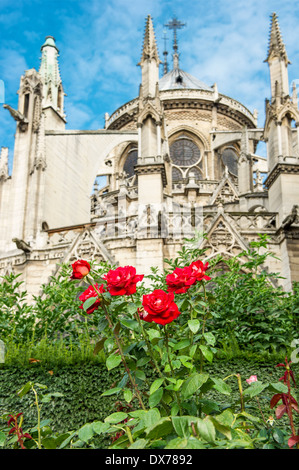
[1,356,297,448]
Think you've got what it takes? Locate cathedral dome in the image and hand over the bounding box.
[159,68,213,92]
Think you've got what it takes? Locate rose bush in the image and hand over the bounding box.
[66,248,298,450]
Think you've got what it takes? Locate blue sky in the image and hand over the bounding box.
[1,0,299,171]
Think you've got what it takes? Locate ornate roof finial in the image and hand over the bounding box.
[265,12,290,65]
[140,15,160,64]
[162,30,169,76]
[164,16,186,70]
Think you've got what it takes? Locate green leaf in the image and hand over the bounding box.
[215,409,234,427]
[120,319,139,331]
[146,417,174,440]
[129,439,148,449]
[243,381,269,398]
[135,370,146,381]
[17,382,33,398]
[143,409,161,428]
[149,388,164,408]
[195,417,216,444]
[92,421,111,435]
[105,412,128,424]
[106,353,122,370]
[150,378,164,395]
[147,328,161,341]
[42,437,59,449]
[137,357,151,367]
[172,416,194,438]
[199,345,213,363]
[269,382,288,394]
[124,389,133,403]
[82,297,97,312]
[273,429,286,445]
[78,423,94,443]
[175,339,191,350]
[165,437,206,449]
[188,319,200,334]
[209,417,232,440]
[181,373,209,399]
[203,332,216,346]
[0,431,6,447]
[127,303,138,315]
[101,387,122,397]
[211,378,232,395]
[93,337,107,356]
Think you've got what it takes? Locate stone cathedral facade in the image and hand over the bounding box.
[0,13,299,298]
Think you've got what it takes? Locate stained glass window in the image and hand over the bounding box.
[123,149,138,177]
[221,148,238,176]
[170,136,201,167]
[172,167,183,181]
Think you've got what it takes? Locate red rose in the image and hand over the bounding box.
[189,260,211,282]
[79,283,105,314]
[166,266,197,294]
[141,289,181,325]
[103,266,144,296]
[71,260,91,280]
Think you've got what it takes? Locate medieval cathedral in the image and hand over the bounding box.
[0,13,299,298]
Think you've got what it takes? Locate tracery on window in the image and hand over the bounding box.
[170,134,201,167]
[170,133,203,184]
[221,147,238,177]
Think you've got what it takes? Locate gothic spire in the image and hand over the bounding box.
[39,36,65,116]
[139,15,160,64]
[265,12,290,65]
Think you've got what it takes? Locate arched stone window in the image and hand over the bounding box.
[169,133,203,183]
[172,166,183,182]
[221,147,238,177]
[123,148,138,178]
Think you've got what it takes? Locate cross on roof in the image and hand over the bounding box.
[164,17,186,53]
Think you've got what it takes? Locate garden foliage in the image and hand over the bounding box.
[0,234,298,449]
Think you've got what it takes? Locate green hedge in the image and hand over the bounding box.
[1,357,297,448]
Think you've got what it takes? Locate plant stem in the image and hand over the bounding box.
[134,310,164,379]
[236,373,245,413]
[104,304,146,411]
[32,385,42,449]
[255,396,269,428]
[87,277,147,411]
[163,325,183,415]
